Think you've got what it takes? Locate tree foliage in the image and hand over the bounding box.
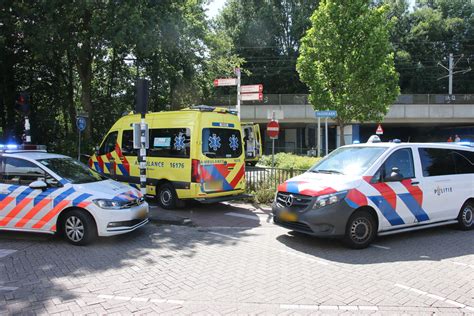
[297,0,400,145]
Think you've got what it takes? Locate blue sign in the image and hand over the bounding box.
[315,110,337,118]
[76,116,87,132]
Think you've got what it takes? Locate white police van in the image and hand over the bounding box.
[0,145,149,245]
[273,137,474,248]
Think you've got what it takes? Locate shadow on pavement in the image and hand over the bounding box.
[0,218,258,313]
[276,225,474,265]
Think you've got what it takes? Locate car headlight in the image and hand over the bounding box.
[313,190,348,209]
[93,199,128,209]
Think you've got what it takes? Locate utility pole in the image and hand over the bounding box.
[438,53,472,96]
[235,67,241,119]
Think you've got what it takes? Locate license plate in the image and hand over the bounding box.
[279,211,297,222]
[205,180,223,191]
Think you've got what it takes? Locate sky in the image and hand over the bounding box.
[205,0,417,20]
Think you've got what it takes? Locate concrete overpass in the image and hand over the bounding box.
[208,94,474,154]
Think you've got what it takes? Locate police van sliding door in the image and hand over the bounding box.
[418,148,473,222]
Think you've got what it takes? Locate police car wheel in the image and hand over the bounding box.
[157,183,177,210]
[343,211,376,249]
[458,201,474,230]
[62,210,97,246]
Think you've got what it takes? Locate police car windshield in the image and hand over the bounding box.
[38,158,106,184]
[309,146,387,176]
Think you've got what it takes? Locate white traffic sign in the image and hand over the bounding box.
[240,84,263,93]
[213,78,237,87]
[240,92,263,101]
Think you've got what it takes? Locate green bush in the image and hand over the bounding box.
[259,152,321,170]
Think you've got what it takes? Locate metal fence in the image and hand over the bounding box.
[245,166,306,192]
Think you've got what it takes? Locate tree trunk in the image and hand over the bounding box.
[66,49,76,133]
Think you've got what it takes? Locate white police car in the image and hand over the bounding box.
[273,138,474,248]
[0,145,149,245]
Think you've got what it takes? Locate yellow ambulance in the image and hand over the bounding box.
[242,123,263,166]
[89,106,246,209]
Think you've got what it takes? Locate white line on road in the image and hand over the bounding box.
[278,249,329,265]
[207,231,240,240]
[225,212,268,220]
[280,304,378,311]
[444,260,474,269]
[371,244,391,250]
[0,249,17,259]
[0,286,18,292]
[394,283,471,310]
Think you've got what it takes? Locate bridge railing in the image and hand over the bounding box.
[205,94,474,106]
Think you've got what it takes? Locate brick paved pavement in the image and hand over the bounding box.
[0,202,473,315]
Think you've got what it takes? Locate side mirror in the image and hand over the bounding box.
[385,167,403,182]
[29,180,48,190]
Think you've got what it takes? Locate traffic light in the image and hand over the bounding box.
[15,92,31,115]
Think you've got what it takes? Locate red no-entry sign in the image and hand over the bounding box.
[267,120,279,139]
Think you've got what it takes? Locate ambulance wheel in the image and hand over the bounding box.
[457,201,474,230]
[61,209,97,246]
[157,183,178,209]
[342,210,376,249]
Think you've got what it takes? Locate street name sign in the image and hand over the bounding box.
[241,84,263,93]
[315,110,337,118]
[213,78,237,87]
[241,92,263,101]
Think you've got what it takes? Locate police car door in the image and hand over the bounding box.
[417,147,467,222]
[372,148,429,229]
[0,157,55,231]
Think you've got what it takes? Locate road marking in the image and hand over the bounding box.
[0,286,18,291]
[394,283,471,310]
[207,232,240,240]
[278,249,329,266]
[371,244,391,250]
[445,260,474,269]
[225,212,267,220]
[98,295,184,305]
[280,304,378,311]
[0,249,17,259]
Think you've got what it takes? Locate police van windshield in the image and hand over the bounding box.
[309,146,387,176]
[39,158,107,184]
[202,128,242,158]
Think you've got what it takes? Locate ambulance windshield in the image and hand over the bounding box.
[309,146,387,176]
[39,158,107,184]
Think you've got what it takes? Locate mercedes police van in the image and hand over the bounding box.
[0,145,148,245]
[89,106,247,209]
[272,138,474,248]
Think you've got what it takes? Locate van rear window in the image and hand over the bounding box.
[202,128,242,159]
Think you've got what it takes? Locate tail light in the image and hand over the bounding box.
[191,159,201,183]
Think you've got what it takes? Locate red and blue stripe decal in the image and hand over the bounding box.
[345,189,368,208]
[277,181,336,196]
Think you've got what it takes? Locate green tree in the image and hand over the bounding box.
[214,0,318,93]
[297,0,400,145]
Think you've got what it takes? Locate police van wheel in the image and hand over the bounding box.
[157,183,178,210]
[61,209,97,246]
[342,210,376,249]
[457,201,474,230]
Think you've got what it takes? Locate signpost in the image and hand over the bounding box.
[213,78,237,87]
[376,124,384,135]
[213,71,264,119]
[240,93,263,101]
[315,110,337,156]
[76,114,87,160]
[240,84,263,94]
[267,118,279,171]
